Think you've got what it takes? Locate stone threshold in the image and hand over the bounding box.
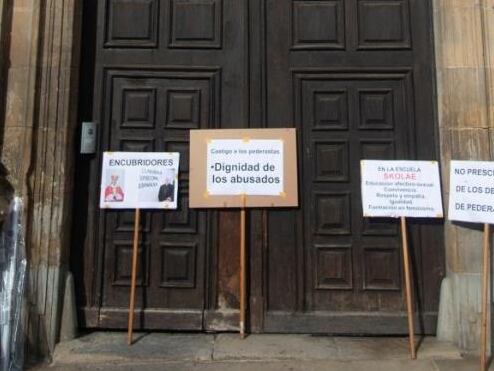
[47,332,464,364]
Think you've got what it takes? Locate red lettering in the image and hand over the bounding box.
[383,173,417,180]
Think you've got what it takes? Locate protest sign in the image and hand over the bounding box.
[189,128,298,208]
[361,160,443,218]
[99,151,180,345]
[99,152,180,210]
[448,160,494,371]
[360,159,443,359]
[189,128,298,338]
[448,160,494,224]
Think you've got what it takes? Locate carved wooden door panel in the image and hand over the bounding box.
[254,0,444,334]
[76,0,443,334]
[77,0,248,330]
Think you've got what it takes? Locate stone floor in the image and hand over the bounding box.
[28,332,491,371]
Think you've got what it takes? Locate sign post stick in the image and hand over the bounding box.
[481,223,490,371]
[361,160,442,359]
[401,216,416,360]
[240,194,246,339]
[128,208,140,345]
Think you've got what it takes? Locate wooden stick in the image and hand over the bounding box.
[481,223,490,371]
[240,194,246,339]
[128,208,140,345]
[401,216,416,359]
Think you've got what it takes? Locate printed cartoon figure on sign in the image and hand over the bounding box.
[158,169,175,202]
[104,171,125,202]
[99,152,180,345]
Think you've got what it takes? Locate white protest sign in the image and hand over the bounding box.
[448,160,494,224]
[361,160,443,218]
[189,129,298,208]
[99,152,179,209]
[207,139,283,196]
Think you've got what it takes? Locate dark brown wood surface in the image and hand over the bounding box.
[253,0,443,334]
[75,0,249,331]
[74,0,443,334]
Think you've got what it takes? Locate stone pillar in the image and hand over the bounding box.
[0,0,10,131]
[435,0,494,351]
[0,0,15,217]
[1,0,82,358]
[0,0,11,107]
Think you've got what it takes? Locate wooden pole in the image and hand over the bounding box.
[401,216,416,359]
[128,208,140,345]
[240,194,246,339]
[481,223,490,371]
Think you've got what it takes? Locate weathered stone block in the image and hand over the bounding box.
[5,67,33,128]
[443,222,458,272]
[455,225,483,274]
[434,2,484,69]
[1,125,32,190]
[437,277,459,342]
[437,68,489,129]
[454,273,484,351]
[449,128,490,159]
[9,7,36,67]
[60,271,78,342]
[439,128,451,190]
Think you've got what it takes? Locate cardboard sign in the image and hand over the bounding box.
[189,129,298,208]
[361,160,443,218]
[448,160,494,224]
[99,152,180,209]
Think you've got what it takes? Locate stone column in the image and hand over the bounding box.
[0,0,15,217]
[1,0,82,357]
[435,0,494,351]
[0,0,10,130]
[0,0,11,107]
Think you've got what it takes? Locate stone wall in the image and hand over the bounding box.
[435,0,494,351]
[0,0,9,153]
[0,0,82,359]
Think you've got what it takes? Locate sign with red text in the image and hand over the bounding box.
[99,152,180,209]
[448,160,494,224]
[361,160,443,218]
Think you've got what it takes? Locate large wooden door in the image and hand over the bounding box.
[75,0,443,334]
[75,0,248,330]
[250,0,443,334]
